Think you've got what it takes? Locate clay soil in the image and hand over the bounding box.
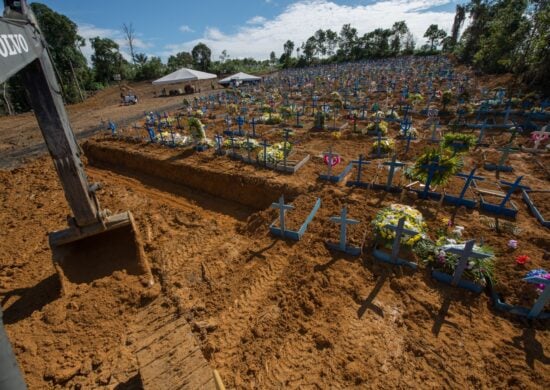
[1,70,550,388]
[2,130,549,388]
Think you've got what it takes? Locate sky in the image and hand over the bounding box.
[30,0,466,62]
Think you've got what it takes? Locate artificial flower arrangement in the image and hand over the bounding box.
[385,109,400,120]
[365,120,389,135]
[405,148,462,186]
[187,117,206,141]
[261,113,283,125]
[441,133,477,153]
[409,93,424,106]
[371,204,427,247]
[226,104,239,116]
[397,127,419,139]
[525,269,550,295]
[371,138,395,154]
[257,143,292,164]
[371,111,386,120]
[414,236,495,286]
[330,91,344,108]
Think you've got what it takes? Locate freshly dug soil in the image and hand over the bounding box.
[2,151,548,389]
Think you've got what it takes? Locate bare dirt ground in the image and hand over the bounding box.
[1,69,549,389]
[0,79,221,168]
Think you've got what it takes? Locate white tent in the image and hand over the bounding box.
[219,72,262,85]
[152,68,217,86]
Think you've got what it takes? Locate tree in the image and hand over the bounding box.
[191,43,212,71]
[134,53,148,67]
[28,2,90,103]
[134,57,166,80]
[122,22,136,64]
[424,24,447,50]
[219,49,229,63]
[338,24,358,59]
[450,5,466,50]
[167,51,193,72]
[403,32,416,55]
[90,37,125,84]
[313,29,327,58]
[473,0,530,73]
[325,29,339,57]
[283,40,295,58]
[269,51,277,65]
[390,21,409,55]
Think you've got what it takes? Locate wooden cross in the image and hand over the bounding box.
[383,155,405,190]
[214,134,223,154]
[352,154,370,183]
[445,240,491,286]
[330,207,360,252]
[373,130,388,158]
[261,139,270,166]
[476,120,488,146]
[271,195,294,233]
[250,117,257,137]
[456,168,484,201]
[497,144,520,167]
[420,158,447,198]
[385,217,418,262]
[523,275,550,318]
[498,176,528,209]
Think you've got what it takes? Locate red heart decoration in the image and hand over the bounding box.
[324,154,341,167]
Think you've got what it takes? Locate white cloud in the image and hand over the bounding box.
[247,16,267,25]
[78,23,153,63]
[162,0,456,60]
[179,25,195,33]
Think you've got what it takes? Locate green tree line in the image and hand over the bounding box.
[1,1,547,115]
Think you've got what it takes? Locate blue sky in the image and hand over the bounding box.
[30,0,465,61]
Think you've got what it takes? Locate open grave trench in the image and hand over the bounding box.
[76,136,550,389]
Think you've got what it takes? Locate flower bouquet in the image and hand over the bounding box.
[371,204,427,248]
[405,148,462,186]
[371,138,394,154]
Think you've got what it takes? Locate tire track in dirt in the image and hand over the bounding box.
[211,251,290,373]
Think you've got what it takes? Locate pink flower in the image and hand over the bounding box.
[508,240,518,250]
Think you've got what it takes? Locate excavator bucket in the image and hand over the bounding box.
[49,211,152,294]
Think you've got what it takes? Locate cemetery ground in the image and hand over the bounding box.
[1,59,550,388]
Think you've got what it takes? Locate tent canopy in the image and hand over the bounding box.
[219,72,262,85]
[152,68,217,86]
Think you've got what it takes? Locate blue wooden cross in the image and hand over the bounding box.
[374,216,419,269]
[328,207,360,255]
[400,118,412,136]
[420,158,446,198]
[261,139,270,166]
[523,275,550,318]
[498,176,527,209]
[452,168,484,206]
[404,131,416,155]
[373,130,388,158]
[383,155,405,191]
[214,134,223,155]
[476,120,489,146]
[236,116,245,133]
[402,104,412,120]
[271,195,294,233]
[146,126,156,142]
[295,110,303,128]
[497,144,520,171]
[250,117,257,138]
[229,136,237,156]
[108,120,117,136]
[351,154,370,184]
[445,240,491,287]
